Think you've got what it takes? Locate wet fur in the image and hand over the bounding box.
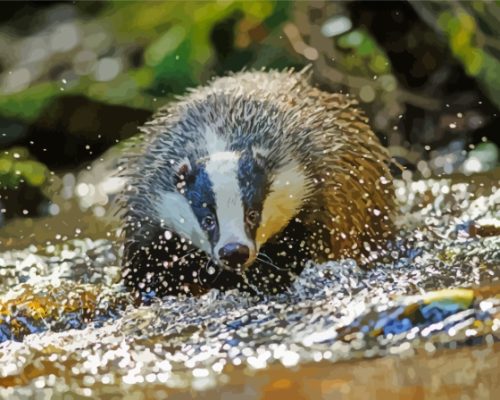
[119,68,395,299]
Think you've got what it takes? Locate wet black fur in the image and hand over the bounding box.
[122,216,312,302]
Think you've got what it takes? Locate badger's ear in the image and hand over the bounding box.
[252,146,269,168]
[174,158,194,188]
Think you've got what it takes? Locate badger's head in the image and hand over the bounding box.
[156,144,311,273]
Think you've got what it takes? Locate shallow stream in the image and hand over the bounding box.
[0,171,499,399]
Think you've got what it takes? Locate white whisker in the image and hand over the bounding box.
[212,263,228,282]
[197,257,212,283]
[256,253,288,271]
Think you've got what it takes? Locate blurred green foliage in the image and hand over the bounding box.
[0,83,59,123]
[0,147,49,188]
[0,0,292,124]
[429,1,500,108]
[114,0,292,95]
[337,29,390,75]
[2,0,499,124]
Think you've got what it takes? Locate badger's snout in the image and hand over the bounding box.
[218,242,250,268]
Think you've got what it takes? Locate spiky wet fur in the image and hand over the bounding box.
[119,68,396,300]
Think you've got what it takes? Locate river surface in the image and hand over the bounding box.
[0,170,499,399]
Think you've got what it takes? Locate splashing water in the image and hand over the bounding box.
[0,175,499,398]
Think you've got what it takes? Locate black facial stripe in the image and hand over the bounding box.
[237,152,269,236]
[182,163,220,246]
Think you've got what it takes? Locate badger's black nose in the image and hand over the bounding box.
[219,243,250,267]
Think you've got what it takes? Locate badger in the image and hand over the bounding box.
[120,68,395,299]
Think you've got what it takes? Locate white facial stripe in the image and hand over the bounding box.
[204,151,255,260]
[255,159,309,249]
[204,126,227,154]
[156,191,211,254]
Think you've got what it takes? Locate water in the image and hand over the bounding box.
[0,172,499,398]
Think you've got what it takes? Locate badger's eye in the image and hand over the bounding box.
[202,215,216,231]
[246,209,260,226]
